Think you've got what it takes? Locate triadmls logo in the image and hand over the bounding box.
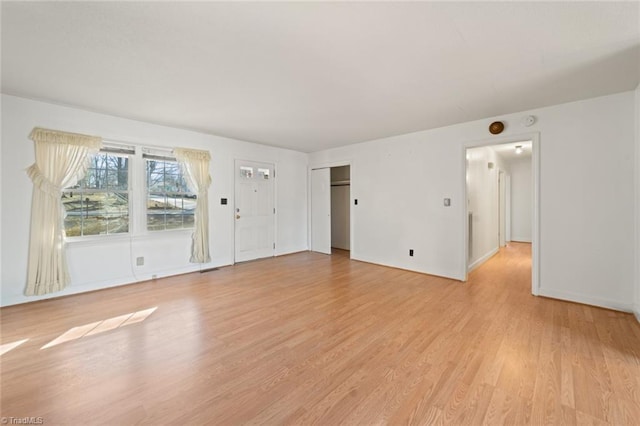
[1,417,44,425]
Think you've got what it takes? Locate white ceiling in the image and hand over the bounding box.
[491,141,533,162]
[2,2,639,152]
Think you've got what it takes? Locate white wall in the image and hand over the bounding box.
[310,91,636,312]
[0,97,2,301]
[635,83,640,321]
[509,156,532,242]
[1,95,308,307]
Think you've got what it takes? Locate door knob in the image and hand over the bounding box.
[236,214,241,219]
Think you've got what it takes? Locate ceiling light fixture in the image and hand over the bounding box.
[515,145,523,154]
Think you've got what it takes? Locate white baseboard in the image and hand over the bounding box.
[468,247,499,272]
[275,246,308,257]
[1,262,232,308]
[538,287,634,313]
[350,253,463,281]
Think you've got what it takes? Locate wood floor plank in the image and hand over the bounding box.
[2,243,640,424]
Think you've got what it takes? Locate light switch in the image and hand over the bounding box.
[444,198,451,207]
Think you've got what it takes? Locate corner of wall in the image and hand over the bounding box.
[0,95,3,293]
[632,92,639,307]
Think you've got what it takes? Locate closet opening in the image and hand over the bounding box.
[310,164,351,255]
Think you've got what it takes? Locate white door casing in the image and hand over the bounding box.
[505,175,512,243]
[499,170,506,247]
[311,168,331,254]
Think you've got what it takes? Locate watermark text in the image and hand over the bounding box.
[1,417,44,425]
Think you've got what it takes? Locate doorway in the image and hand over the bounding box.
[330,166,351,252]
[463,134,539,295]
[234,160,275,262]
[310,164,351,255]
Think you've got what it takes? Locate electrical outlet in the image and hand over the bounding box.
[136,256,144,266]
[409,249,414,257]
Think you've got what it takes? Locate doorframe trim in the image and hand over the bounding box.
[461,132,540,296]
[308,160,353,257]
[233,158,277,264]
[498,169,507,248]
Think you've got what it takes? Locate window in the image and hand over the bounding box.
[240,166,253,179]
[146,158,196,231]
[257,168,270,179]
[62,152,130,237]
[61,146,201,238]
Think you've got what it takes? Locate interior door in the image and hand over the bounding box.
[234,160,275,262]
[311,168,331,254]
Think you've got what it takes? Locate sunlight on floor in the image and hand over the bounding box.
[0,339,29,356]
[41,307,157,349]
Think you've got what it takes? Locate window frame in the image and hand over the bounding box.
[144,155,197,233]
[62,149,132,240]
[63,143,203,242]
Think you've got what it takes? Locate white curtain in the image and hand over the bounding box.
[25,128,102,295]
[174,147,212,263]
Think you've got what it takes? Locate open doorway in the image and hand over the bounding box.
[330,166,350,254]
[464,136,538,294]
[310,164,351,255]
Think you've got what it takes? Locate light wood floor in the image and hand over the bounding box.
[2,243,640,424]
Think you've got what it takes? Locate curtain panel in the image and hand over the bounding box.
[25,128,102,295]
[174,147,212,263]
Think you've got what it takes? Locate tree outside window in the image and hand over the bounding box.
[146,159,196,231]
[62,152,129,236]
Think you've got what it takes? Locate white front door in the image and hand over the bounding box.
[234,160,275,262]
[311,168,331,254]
